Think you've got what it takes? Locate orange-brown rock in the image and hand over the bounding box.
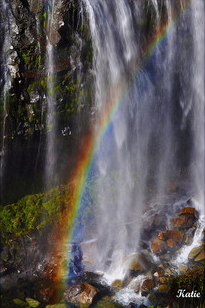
[166,229,184,243]
[159,277,168,284]
[157,232,166,240]
[112,279,123,289]
[63,283,98,308]
[171,215,193,229]
[178,207,195,215]
[158,284,170,293]
[166,239,176,249]
[141,278,154,295]
[151,238,167,255]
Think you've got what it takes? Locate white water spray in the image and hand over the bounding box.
[45,0,57,187]
[80,0,205,286]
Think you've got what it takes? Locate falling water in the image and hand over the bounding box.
[0,0,12,189]
[45,0,57,188]
[76,0,205,284]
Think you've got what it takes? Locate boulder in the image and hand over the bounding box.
[13,298,27,306]
[148,293,157,303]
[178,207,199,219]
[171,216,187,229]
[159,277,168,284]
[63,283,99,308]
[25,298,40,308]
[184,227,196,245]
[166,229,184,243]
[167,239,177,250]
[178,265,188,273]
[157,232,166,240]
[158,284,170,293]
[188,246,204,261]
[194,249,205,262]
[112,279,123,289]
[141,278,154,295]
[151,238,167,255]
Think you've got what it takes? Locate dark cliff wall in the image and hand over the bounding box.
[0,0,93,205]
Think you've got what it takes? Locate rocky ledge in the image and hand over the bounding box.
[1,202,204,308]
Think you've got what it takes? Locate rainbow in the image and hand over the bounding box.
[51,0,191,295]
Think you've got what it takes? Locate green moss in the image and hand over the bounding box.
[169,265,205,308]
[0,185,70,244]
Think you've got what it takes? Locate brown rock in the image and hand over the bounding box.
[166,229,184,243]
[178,207,199,219]
[141,278,154,295]
[184,227,196,245]
[159,277,168,284]
[164,268,173,276]
[179,265,188,273]
[167,239,177,249]
[148,293,157,303]
[171,216,186,228]
[112,279,123,289]
[157,232,166,240]
[151,238,167,255]
[63,283,98,307]
[194,249,205,262]
[158,284,170,293]
[188,246,203,260]
[178,207,195,215]
[171,215,193,229]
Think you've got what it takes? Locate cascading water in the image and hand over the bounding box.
[0,0,12,196]
[45,0,57,188]
[73,0,205,289]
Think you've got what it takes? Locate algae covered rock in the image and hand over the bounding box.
[25,297,40,308]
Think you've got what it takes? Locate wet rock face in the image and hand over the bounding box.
[151,205,199,256]
[0,0,93,204]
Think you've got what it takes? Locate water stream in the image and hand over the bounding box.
[45,0,57,188]
[74,0,205,287]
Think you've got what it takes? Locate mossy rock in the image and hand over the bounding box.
[169,265,205,307]
[13,298,27,306]
[25,298,40,308]
[0,185,70,244]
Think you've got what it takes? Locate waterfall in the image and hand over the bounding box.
[0,0,12,197]
[77,0,205,282]
[45,0,57,188]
